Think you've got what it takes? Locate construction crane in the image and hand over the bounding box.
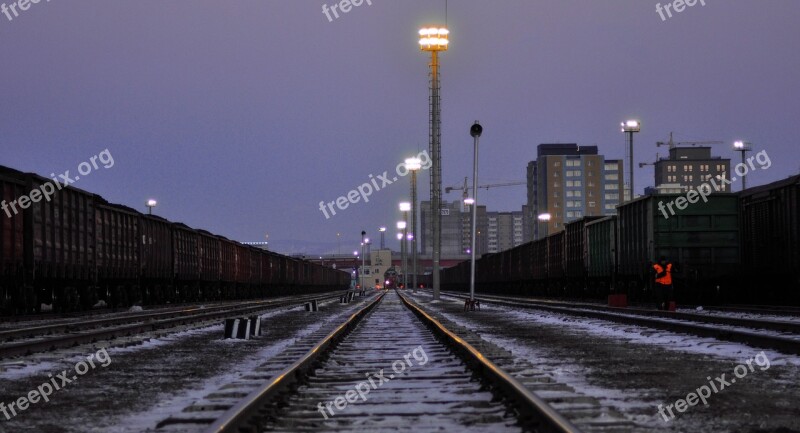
[639,152,661,168]
[657,132,723,149]
[445,177,526,210]
[445,178,526,194]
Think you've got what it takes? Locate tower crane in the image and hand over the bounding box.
[639,153,661,168]
[445,177,526,210]
[657,132,723,149]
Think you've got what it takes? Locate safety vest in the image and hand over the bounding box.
[654,263,673,285]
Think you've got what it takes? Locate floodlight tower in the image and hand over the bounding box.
[621,120,641,201]
[146,199,157,215]
[419,26,449,300]
[734,141,752,190]
[405,157,422,289]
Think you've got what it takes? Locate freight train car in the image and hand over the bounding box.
[441,188,756,305]
[565,216,603,297]
[0,162,359,314]
[26,172,97,312]
[617,193,740,304]
[585,215,617,298]
[1,169,27,313]
[739,175,800,305]
[95,198,140,308]
[140,214,174,304]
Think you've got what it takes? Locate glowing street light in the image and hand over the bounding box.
[621,119,641,202]
[538,213,552,238]
[734,140,753,190]
[378,226,387,249]
[419,25,449,300]
[405,157,422,290]
[146,199,157,215]
[397,218,408,288]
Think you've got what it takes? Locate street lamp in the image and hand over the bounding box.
[146,199,157,215]
[538,213,552,238]
[419,26,449,301]
[405,157,422,290]
[360,231,366,289]
[378,227,386,250]
[353,250,359,289]
[397,220,408,288]
[621,120,641,201]
[466,122,483,310]
[734,141,752,191]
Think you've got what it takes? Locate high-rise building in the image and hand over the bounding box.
[421,200,465,257]
[526,144,624,240]
[653,146,731,193]
[421,201,525,257]
[486,210,525,253]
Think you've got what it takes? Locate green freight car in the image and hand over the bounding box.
[617,193,740,304]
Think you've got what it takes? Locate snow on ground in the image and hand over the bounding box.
[100,300,366,433]
[677,307,800,324]
[0,302,312,381]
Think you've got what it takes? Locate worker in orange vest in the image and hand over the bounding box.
[652,256,674,311]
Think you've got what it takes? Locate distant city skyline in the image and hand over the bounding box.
[2,1,798,256]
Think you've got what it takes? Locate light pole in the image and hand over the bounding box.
[360,231,366,289]
[734,141,752,191]
[538,213,551,239]
[337,232,341,255]
[397,219,408,288]
[467,122,483,309]
[621,120,641,202]
[146,199,157,215]
[419,26,449,300]
[353,250,359,289]
[405,157,422,290]
[378,227,386,250]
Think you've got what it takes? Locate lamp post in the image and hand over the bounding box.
[734,141,752,191]
[146,199,157,215]
[405,157,422,289]
[353,250,359,289]
[538,213,551,239]
[621,120,641,201]
[360,231,366,289]
[467,122,483,309]
[419,26,449,300]
[397,219,408,288]
[378,227,386,250]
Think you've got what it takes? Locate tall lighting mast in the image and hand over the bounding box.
[419,26,449,300]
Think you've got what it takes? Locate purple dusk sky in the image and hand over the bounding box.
[1,1,798,255]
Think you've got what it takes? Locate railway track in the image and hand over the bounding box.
[0,290,352,359]
[159,290,586,433]
[438,290,800,355]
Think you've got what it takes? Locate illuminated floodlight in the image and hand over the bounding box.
[538,213,552,222]
[405,157,422,171]
[419,26,449,51]
[464,198,475,205]
[397,221,407,230]
[399,202,411,212]
[621,120,641,132]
